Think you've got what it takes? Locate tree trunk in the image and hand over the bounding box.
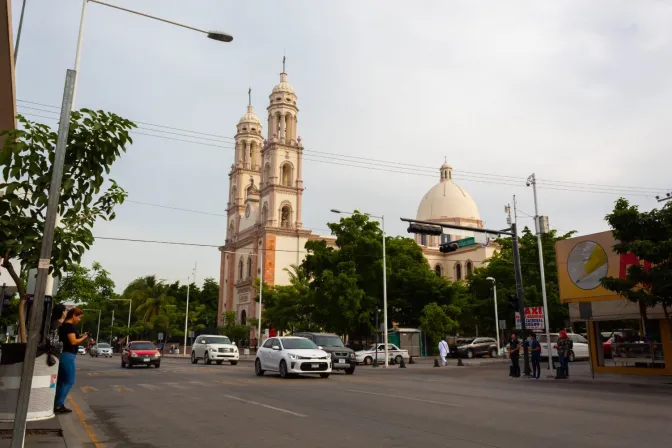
[2,256,27,343]
[638,298,648,336]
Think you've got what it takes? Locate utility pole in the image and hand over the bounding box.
[527,174,553,372]
[110,309,114,345]
[511,221,531,376]
[11,70,76,447]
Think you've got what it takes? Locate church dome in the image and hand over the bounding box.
[416,163,481,222]
[272,72,295,94]
[239,105,260,125]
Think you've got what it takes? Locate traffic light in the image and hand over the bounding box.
[439,242,458,253]
[407,223,442,235]
[508,294,518,311]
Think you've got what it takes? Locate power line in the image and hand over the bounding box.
[125,200,226,217]
[15,100,670,196]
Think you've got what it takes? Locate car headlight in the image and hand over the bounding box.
[155,352,161,357]
[288,353,298,360]
[210,347,217,351]
[350,353,355,359]
[131,353,138,357]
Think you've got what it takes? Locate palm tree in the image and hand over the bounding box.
[124,275,175,323]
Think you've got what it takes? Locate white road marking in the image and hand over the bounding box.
[163,382,190,390]
[137,384,161,390]
[222,395,307,417]
[345,389,461,407]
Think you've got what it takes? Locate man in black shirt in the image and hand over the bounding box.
[508,333,521,378]
[54,307,88,414]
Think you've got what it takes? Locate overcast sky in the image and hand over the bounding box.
[11,0,672,291]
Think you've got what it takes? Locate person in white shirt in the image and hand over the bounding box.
[438,337,450,366]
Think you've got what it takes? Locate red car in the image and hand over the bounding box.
[121,341,161,369]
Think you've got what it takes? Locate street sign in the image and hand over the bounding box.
[499,319,507,330]
[524,306,545,330]
[188,331,195,338]
[158,333,164,341]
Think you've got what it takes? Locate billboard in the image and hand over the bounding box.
[515,307,545,330]
[555,231,649,304]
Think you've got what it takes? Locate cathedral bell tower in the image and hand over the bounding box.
[259,58,304,229]
[227,89,263,241]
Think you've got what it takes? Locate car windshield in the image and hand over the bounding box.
[457,338,474,344]
[313,335,344,347]
[131,343,155,350]
[281,338,318,350]
[96,343,110,348]
[203,337,232,345]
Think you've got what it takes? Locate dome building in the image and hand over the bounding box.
[417,162,498,281]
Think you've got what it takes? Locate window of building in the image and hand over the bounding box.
[280,205,292,228]
[466,261,473,277]
[421,234,427,246]
[240,310,247,326]
[238,259,243,280]
[435,265,442,277]
[262,203,268,224]
[455,263,462,280]
[281,163,293,186]
[247,257,252,278]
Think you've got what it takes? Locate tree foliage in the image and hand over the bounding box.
[219,311,249,345]
[420,302,458,355]
[600,198,672,330]
[0,111,135,341]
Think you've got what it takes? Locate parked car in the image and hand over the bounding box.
[90,343,113,358]
[255,336,331,378]
[539,333,589,361]
[77,346,86,355]
[190,334,239,366]
[121,341,161,368]
[293,332,356,374]
[451,337,498,359]
[354,343,410,365]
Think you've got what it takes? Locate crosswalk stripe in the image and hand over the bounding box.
[163,382,190,390]
[111,385,132,392]
[187,380,208,386]
[137,384,161,390]
[80,386,98,393]
[213,379,248,387]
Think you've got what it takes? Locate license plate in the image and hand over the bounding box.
[338,359,346,364]
[311,363,319,368]
[143,358,150,362]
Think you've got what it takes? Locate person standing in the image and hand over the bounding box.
[54,308,88,414]
[508,333,521,378]
[438,337,449,366]
[529,333,541,379]
[557,330,570,379]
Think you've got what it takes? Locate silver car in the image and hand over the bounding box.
[90,343,113,358]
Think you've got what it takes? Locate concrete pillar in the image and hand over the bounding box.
[280,114,286,142]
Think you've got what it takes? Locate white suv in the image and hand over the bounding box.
[190,335,239,365]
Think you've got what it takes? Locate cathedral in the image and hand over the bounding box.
[218,65,496,346]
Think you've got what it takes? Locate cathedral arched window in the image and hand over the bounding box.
[263,163,271,186]
[466,261,473,277]
[238,259,243,281]
[435,264,442,277]
[247,257,252,278]
[231,186,237,205]
[240,310,247,326]
[281,163,293,187]
[280,205,292,229]
[262,203,269,224]
[455,263,462,281]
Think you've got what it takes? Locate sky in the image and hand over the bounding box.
[10,0,672,291]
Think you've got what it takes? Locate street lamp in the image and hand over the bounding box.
[82,308,101,347]
[486,277,501,356]
[331,209,389,368]
[183,263,197,357]
[109,298,132,345]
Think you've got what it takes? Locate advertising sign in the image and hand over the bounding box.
[524,306,545,330]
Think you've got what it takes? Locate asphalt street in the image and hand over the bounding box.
[62,355,672,448]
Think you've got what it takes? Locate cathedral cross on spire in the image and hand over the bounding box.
[248,87,251,106]
[282,55,286,73]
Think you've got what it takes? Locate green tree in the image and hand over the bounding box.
[124,276,175,323]
[219,311,249,345]
[600,199,672,332]
[0,111,134,342]
[420,302,458,355]
[257,265,315,334]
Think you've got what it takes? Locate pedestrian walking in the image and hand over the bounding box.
[438,337,449,366]
[557,330,571,379]
[54,307,88,414]
[529,333,541,379]
[508,333,521,378]
[161,342,165,355]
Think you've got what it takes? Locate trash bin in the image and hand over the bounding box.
[0,343,59,422]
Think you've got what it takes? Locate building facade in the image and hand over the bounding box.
[416,162,498,279]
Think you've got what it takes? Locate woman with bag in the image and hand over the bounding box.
[54,308,88,414]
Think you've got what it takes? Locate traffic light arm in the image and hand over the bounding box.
[401,218,513,237]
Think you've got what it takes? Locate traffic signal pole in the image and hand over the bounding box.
[510,222,531,376]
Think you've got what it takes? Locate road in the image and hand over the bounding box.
[63,355,672,448]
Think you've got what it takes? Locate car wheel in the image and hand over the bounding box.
[568,351,576,362]
[205,352,212,365]
[230,361,238,366]
[467,349,474,359]
[319,373,330,379]
[191,351,198,364]
[121,359,126,368]
[490,348,498,358]
[395,355,403,364]
[255,359,265,376]
[279,360,289,378]
[127,362,132,369]
[364,356,372,365]
[216,360,223,365]
[345,367,355,375]
[155,363,160,369]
